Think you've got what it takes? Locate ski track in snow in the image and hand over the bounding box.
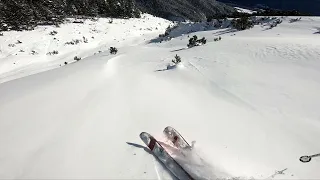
[1,15,320,179]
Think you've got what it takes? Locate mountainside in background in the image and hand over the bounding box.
[135,0,236,21]
[220,0,320,15]
[0,0,140,31]
[0,0,236,31]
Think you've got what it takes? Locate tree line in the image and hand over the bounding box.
[0,0,140,31]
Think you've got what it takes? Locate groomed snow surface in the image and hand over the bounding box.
[1,15,320,179]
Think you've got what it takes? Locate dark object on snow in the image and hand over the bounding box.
[72,20,84,24]
[188,35,197,47]
[187,35,206,48]
[199,37,207,44]
[109,47,118,54]
[31,50,37,55]
[300,156,311,163]
[172,54,181,65]
[214,36,222,42]
[49,30,58,36]
[83,36,88,43]
[74,56,81,61]
[300,153,320,163]
[289,17,301,23]
[46,50,59,55]
[231,16,254,30]
[65,39,81,45]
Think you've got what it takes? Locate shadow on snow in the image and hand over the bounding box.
[126,142,178,180]
[155,64,177,72]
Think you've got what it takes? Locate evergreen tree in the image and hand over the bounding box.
[1,0,141,31]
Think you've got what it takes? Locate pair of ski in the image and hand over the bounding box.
[140,126,194,180]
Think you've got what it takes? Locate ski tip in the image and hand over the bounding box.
[140,132,150,146]
[140,132,155,140]
[164,126,174,132]
[140,132,149,138]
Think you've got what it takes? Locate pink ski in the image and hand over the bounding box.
[140,132,194,180]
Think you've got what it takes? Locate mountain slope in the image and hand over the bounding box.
[220,0,320,15]
[0,0,235,32]
[0,14,172,83]
[135,0,236,21]
[0,0,140,31]
[1,16,320,179]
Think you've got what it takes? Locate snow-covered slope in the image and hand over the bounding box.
[235,7,256,14]
[0,14,172,83]
[1,16,320,179]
